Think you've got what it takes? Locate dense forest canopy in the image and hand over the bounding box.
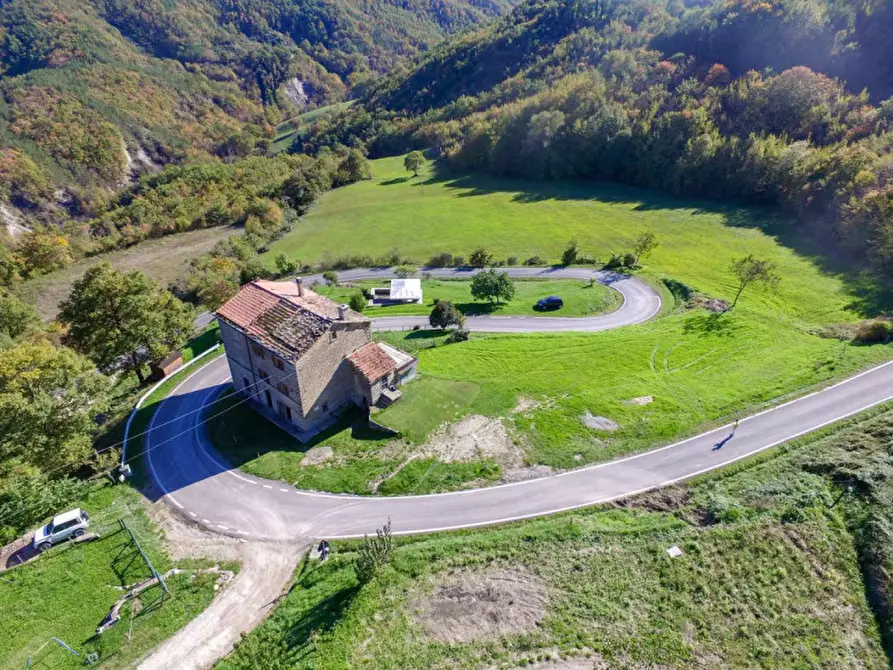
[294,0,893,282]
[0,0,513,223]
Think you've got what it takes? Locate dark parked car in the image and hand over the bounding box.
[535,296,564,311]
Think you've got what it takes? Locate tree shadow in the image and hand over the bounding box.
[682,311,740,337]
[378,176,410,186]
[284,581,361,658]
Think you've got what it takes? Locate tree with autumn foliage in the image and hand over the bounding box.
[59,263,194,383]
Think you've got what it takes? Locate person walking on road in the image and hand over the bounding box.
[713,420,740,451]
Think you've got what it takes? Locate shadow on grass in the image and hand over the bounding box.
[379,176,410,186]
[421,163,893,317]
[284,581,361,659]
[209,393,391,470]
[682,311,740,337]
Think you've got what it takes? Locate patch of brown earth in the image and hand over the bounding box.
[624,396,653,406]
[300,446,334,466]
[422,415,524,467]
[513,396,539,413]
[414,567,549,643]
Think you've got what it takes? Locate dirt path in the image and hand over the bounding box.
[137,507,302,670]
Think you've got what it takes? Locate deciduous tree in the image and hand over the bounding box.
[429,299,464,329]
[59,263,194,383]
[404,150,424,177]
[729,255,780,309]
[470,269,515,304]
[0,342,109,473]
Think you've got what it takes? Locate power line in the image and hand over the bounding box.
[0,358,299,525]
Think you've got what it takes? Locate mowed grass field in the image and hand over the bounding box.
[316,278,621,317]
[203,154,893,494]
[220,409,893,669]
[0,486,228,669]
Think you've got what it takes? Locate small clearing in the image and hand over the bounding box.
[421,415,523,467]
[300,446,334,466]
[513,396,540,413]
[17,225,241,320]
[581,412,619,431]
[414,567,549,644]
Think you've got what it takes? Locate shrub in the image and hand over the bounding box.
[507,256,518,265]
[427,252,454,268]
[469,247,493,268]
[355,519,393,584]
[394,264,417,278]
[525,256,544,266]
[623,252,639,268]
[349,292,367,313]
[322,270,338,286]
[853,320,893,344]
[429,299,464,329]
[274,253,297,276]
[454,256,466,267]
[446,328,470,343]
[561,239,579,266]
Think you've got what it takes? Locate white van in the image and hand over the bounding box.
[32,508,90,552]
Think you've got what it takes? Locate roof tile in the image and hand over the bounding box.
[348,342,396,382]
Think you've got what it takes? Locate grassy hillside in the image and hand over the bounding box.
[0,485,231,669]
[191,154,892,496]
[219,407,893,669]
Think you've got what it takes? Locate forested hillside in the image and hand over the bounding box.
[299,0,893,282]
[0,0,512,247]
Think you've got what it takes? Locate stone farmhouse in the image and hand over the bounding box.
[215,279,418,438]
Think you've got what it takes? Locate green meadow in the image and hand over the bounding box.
[316,278,621,317]
[220,408,893,669]
[200,154,893,494]
[0,486,230,669]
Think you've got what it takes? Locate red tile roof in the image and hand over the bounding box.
[348,342,396,382]
[216,283,280,329]
[216,282,332,360]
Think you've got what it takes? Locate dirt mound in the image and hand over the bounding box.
[422,415,523,467]
[414,567,549,643]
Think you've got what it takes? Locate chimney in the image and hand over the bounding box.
[338,304,348,320]
[295,276,304,297]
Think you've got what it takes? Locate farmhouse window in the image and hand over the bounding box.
[273,356,285,370]
[277,383,290,397]
[251,344,265,359]
[259,369,269,381]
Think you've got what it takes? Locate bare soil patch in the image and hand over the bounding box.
[414,567,549,643]
[581,412,619,432]
[421,415,524,467]
[624,395,653,406]
[300,446,334,466]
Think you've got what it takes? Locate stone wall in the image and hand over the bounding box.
[296,321,371,427]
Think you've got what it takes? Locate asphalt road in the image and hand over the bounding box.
[147,357,893,540]
[195,266,662,333]
[147,264,893,541]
